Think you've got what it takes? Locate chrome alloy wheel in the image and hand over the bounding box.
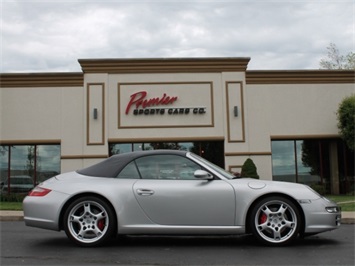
[65,198,111,245]
[251,197,301,245]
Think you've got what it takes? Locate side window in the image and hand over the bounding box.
[135,155,201,180]
[116,161,140,179]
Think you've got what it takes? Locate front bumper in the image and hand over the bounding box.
[301,197,341,234]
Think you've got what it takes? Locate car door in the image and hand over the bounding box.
[132,154,236,226]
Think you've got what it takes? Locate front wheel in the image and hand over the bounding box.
[63,196,116,247]
[249,196,301,246]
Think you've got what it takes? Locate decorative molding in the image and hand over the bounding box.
[0,139,61,145]
[0,73,83,88]
[246,70,355,84]
[270,134,340,140]
[79,57,251,73]
[86,83,105,145]
[108,136,225,143]
[225,81,245,143]
[225,152,272,156]
[61,154,108,159]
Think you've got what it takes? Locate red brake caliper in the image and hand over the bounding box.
[98,219,105,230]
[259,213,267,224]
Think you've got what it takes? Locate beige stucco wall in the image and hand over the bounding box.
[1,69,354,178]
[0,86,86,172]
[225,83,355,180]
[247,84,354,138]
[1,87,85,143]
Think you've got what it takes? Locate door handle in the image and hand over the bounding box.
[136,189,155,196]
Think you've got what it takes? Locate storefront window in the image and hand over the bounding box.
[272,140,325,186]
[271,139,351,194]
[271,141,296,183]
[10,145,33,178]
[338,140,354,194]
[37,145,61,183]
[0,146,9,184]
[296,140,320,185]
[0,144,60,194]
[110,143,132,155]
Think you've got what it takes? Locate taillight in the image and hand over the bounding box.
[28,187,52,197]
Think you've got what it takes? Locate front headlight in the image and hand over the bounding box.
[325,206,341,213]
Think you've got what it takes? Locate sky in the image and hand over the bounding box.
[1,0,354,73]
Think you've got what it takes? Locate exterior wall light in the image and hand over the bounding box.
[93,108,98,120]
[234,106,238,117]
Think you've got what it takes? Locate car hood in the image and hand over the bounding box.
[229,178,322,201]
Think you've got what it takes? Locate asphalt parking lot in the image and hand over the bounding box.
[1,221,354,265]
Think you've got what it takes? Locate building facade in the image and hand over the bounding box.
[1,58,354,195]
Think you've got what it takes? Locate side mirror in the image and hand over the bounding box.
[194,170,213,180]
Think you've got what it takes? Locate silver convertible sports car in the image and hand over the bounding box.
[23,150,341,247]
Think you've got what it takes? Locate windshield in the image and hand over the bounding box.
[188,153,235,179]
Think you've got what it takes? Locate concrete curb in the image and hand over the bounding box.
[0,211,24,221]
[340,212,355,224]
[1,211,354,224]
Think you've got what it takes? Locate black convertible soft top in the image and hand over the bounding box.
[76,150,188,178]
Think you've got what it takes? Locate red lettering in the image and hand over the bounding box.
[125,91,178,114]
[125,91,147,114]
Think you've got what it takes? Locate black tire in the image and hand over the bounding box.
[63,196,116,247]
[249,196,301,246]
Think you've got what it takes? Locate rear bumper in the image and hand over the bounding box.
[23,190,69,231]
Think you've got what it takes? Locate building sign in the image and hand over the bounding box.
[125,91,206,116]
[125,91,178,114]
[118,82,213,128]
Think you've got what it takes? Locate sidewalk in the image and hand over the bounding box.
[1,210,354,223]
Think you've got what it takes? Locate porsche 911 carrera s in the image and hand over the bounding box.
[23,150,341,247]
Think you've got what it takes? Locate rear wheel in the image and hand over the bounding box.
[63,196,116,247]
[249,196,301,246]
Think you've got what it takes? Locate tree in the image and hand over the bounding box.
[319,43,355,70]
[337,94,355,151]
[240,158,259,179]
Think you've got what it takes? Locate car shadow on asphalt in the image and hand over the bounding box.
[110,234,339,248]
[30,233,340,249]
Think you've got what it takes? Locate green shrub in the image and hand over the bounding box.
[241,158,259,179]
[0,193,27,202]
[337,94,355,151]
[310,183,326,196]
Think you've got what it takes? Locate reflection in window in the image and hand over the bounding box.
[338,140,354,194]
[37,145,61,183]
[135,155,201,180]
[0,144,60,194]
[272,140,323,186]
[297,140,320,185]
[271,141,296,182]
[0,146,9,179]
[10,146,32,178]
[110,142,202,156]
[116,161,140,179]
[110,143,132,155]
